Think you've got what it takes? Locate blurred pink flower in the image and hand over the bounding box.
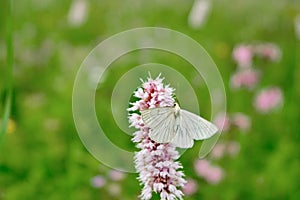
[128,74,186,200]
[254,43,281,62]
[194,159,211,177]
[230,68,260,90]
[226,141,240,157]
[210,143,226,159]
[90,175,106,188]
[254,87,283,113]
[213,112,230,132]
[194,159,224,185]
[232,112,251,131]
[232,45,253,68]
[108,170,126,181]
[205,165,224,185]
[183,178,198,196]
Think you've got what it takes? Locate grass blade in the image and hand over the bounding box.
[0,0,13,146]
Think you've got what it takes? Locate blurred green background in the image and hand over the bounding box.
[1,0,300,199]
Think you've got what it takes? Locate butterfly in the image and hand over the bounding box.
[141,103,218,148]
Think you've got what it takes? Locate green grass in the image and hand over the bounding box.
[0,0,300,199]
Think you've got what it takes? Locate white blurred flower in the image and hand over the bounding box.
[68,0,89,27]
[295,14,300,40]
[107,183,121,197]
[188,0,211,29]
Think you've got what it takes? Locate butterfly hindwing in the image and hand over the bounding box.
[179,109,218,140]
[171,116,194,148]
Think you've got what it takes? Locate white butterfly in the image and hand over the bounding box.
[141,103,218,148]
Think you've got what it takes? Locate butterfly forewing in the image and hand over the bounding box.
[141,107,176,143]
[141,107,173,128]
[179,109,218,140]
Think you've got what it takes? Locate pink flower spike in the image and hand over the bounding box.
[183,178,198,196]
[232,44,253,68]
[128,113,144,129]
[254,87,283,113]
[128,74,186,200]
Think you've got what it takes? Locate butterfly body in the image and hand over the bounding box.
[141,103,218,148]
[174,102,181,116]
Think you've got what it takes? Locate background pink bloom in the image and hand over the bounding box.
[232,112,251,131]
[204,165,224,185]
[213,112,231,132]
[90,175,106,188]
[210,143,226,159]
[211,141,241,159]
[226,141,240,157]
[232,45,253,68]
[230,68,260,90]
[254,87,283,113]
[254,43,281,62]
[108,170,126,181]
[183,178,198,196]
[194,159,211,177]
[194,159,225,185]
[128,75,186,200]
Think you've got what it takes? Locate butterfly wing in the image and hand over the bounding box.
[141,107,176,143]
[179,109,218,140]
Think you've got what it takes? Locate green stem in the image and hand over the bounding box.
[0,0,13,146]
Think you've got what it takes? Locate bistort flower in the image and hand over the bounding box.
[128,74,186,200]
